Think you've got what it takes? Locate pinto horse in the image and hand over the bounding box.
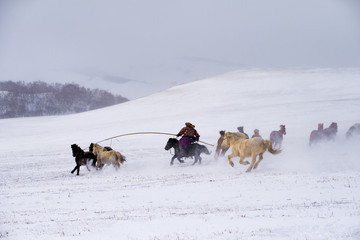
[221,132,281,172]
[270,125,286,149]
[164,138,210,165]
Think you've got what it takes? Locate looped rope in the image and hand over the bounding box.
[95,131,214,147]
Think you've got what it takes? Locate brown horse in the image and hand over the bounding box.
[222,132,281,172]
[270,125,286,149]
[309,123,324,146]
[323,122,338,141]
[309,122,337,146]
[346,123,360,139]
[215,131,247,159]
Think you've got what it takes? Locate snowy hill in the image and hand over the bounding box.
[0,68,360,239]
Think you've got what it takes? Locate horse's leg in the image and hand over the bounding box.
[246,154,257,172]
[86,161,91,171]
[221,147,229,157]
[96,156,102,169]
[253,153,264,170]
[227,153,235,167]
[114,162,120,170]
[71,165,78,174]
[192,156,198,165]
[239,155,250,165]
[77,165,80,175]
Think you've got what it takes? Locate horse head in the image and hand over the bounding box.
[280,125,286,135]
[71,144,83,157]
[330,122,338,132]
[164,138,178,151]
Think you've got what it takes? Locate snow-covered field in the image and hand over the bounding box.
[0,68,359,240]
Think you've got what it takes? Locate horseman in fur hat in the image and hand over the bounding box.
[176,122,200,155]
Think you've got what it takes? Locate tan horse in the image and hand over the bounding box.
[215,131,248,159]
[92,143,126,169]
[222,132,281,172]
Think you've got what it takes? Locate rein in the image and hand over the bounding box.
[95,131,215,147]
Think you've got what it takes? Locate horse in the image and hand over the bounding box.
[89,143,113,152]
[323,122,338,141]
[164,138,210,165]
[70,144,97,175]
[346,123,360,139]
[270,125,286,149]
[309,123,324,146]
[215,131,247,159]
[222,132,281,172]
[309,122,337,146]
[91,143,126,169]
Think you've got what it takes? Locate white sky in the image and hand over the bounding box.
[0,0,359,95]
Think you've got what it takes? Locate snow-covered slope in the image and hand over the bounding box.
[0,68,359,240]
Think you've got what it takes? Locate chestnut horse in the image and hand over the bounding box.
[222,132,281,172]
[270,125,286,149]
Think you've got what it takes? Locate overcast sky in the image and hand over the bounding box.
[0,0,359,97]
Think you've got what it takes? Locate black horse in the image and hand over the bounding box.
[71,144,97,175]
[164,138,211,165]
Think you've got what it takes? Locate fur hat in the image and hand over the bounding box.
[185,122,195,128]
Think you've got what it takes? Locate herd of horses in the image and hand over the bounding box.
[71,123,360,175]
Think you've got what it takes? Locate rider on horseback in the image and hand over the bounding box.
[176,122,200,156]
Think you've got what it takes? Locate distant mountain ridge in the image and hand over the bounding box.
[0,81,128,119]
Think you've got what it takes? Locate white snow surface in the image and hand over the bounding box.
[1,68,360,240]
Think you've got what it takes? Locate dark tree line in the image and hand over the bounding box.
[0,81,128,119]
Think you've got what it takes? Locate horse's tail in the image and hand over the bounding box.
[264,140,281,154]
[203,146,211,155]
[114,151,126,164]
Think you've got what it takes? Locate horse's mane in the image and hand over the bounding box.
[71,144,84,157]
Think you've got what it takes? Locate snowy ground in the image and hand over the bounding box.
[0,68,360,240]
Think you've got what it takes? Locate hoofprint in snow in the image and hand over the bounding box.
[0,68,359,240]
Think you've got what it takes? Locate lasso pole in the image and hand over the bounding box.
[95,131,215,147]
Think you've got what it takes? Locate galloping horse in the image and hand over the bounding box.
[346,123,360,139]
[309,123,324,146]
[91,143,126,169]
[164,138,210,165]
[222,132,281,172]
[70,144,97,175]
[270,125,286,149]
[309,122,338,146]
[323,122,338,141]
[215,131,247,159]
